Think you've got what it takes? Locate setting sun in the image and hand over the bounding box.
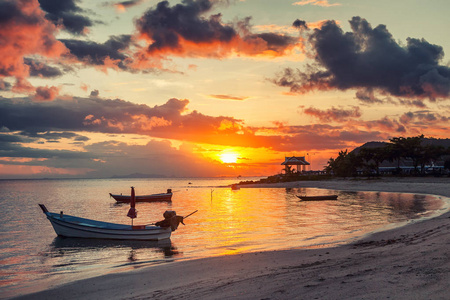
[220,153,238,164]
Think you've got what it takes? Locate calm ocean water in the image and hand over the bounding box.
[0,177,448,298]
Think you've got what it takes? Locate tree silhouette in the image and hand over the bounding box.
[325,135,448,177]
[358,147,387,176]
[325,149,360,177]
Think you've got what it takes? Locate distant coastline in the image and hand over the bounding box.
[236,176,450,194]
[110,172,167,179]
[237,173,450,187]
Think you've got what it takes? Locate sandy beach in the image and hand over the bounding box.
[15,177,450,300]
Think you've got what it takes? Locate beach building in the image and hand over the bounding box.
[281,156,310,174]
[377,161,447,175]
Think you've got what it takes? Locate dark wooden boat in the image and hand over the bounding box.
[297,195,338,201]
[110,189,172,203]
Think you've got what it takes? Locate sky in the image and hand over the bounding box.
[1,0,449,179]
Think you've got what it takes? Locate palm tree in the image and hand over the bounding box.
[388,135,424,175]
[359,147,388,176]
[325,150,361,177]
[418,144,446,175]
[386,138,405,173]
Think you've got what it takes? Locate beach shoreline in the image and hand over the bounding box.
[14,177,450,300]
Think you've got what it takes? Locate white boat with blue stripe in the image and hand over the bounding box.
[39,204,172,240]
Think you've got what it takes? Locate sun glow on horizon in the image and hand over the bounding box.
[220,152,238,164]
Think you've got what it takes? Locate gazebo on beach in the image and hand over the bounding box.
[281,156,310,174]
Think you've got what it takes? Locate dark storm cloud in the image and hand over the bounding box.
[0,97,89,132]
[293,19,308,30]
[136,0,235,52]
[0,133,93,160]
[74,135,90,142]
[273,17,450,101]
[117,0,142,7]
[355,88,384,104]
[90,89,99,97]
[303,106,362,122]
[363,117,406,133]
[356,88,428,108]
[252,32,298,51]
[397,99,427,108]
[134,0,299,59]
[38,0,93,35]
[399,111,449,125]
[60,35,132,69]
[0,134,28,150]
[24,58,63,78]
[0,96,243,138]
[113,0,143,10]
[0,0,23,24]
[19,130,90,142]
[38,0,81,15]
[2,144,94,161]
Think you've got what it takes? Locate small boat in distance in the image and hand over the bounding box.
[297,195,338,201]
[110,189,172,203]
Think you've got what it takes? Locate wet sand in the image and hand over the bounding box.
[15,177,450,299]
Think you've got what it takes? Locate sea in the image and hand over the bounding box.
[0,177,448,299]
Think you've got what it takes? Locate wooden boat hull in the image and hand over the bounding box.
[40,206,172,241]
[297,195,338,201]
[110,192,172,203]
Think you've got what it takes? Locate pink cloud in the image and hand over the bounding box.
[0,0,67,95]
[34,85,60,101]
[303,106,362,122]
[293,0,341,7]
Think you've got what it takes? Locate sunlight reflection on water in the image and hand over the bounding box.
[0,178,447,298]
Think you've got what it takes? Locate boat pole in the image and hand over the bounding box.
[183,210,198,219]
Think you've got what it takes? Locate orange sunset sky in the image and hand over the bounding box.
[1,0,449,179]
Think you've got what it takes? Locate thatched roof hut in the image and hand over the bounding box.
[281,156,310,173]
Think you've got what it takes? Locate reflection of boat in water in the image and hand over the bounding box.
[110,189,172,203]
[297,195,338,201]
[51,236,172,250]
[51,236,179,258]
[51,235,172,249]
[45,236,181,265]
